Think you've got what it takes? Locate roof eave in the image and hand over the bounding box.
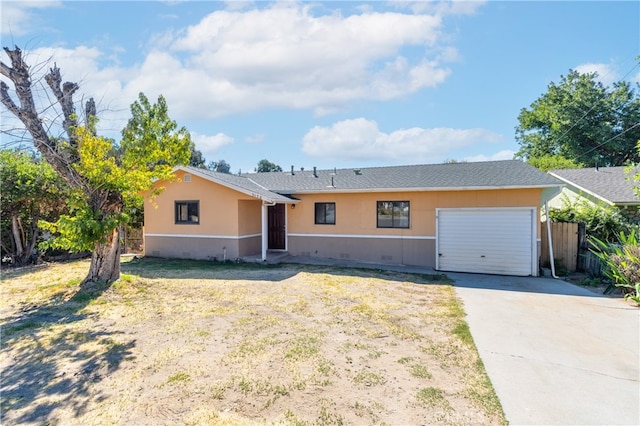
[174,166,297,204]
[275,184,563,195]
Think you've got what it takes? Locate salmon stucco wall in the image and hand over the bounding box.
[145,172,544,268]
[144,171,263,260]
[287,188,542,237]
[285,188,542,268]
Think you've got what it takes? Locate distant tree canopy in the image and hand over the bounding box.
[208,159,231,173]
[256,159,282,173]
[189,146,207,168]
[526,154,582,172]
[515,69,640,167]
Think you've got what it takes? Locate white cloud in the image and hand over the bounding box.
[302,118,504,163]
[245,134,265,144]
[394,1,486,16]
[463,150,515,162]
[631,71,640,84]
[142,3,454,117]
[1,3,470,140]
[575,63,617,86]
[191,131,234,159]
[0,1,62,36]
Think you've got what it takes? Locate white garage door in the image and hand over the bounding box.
[436,208,536,276]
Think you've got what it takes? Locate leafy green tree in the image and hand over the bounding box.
[516,70,640,166]
[526,154,582,172]
[1,47,191,283]
[0,150,68,265]
[208,159,231,173]
[189,146,207,168]
[256,159,282,173]
[627,140,640,199]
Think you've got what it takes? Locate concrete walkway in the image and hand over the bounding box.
[451,273,639,425]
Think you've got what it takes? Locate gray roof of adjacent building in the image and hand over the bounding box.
[549,166,640,205]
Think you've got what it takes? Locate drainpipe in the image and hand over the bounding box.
[544,200,559,279]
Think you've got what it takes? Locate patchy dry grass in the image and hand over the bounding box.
[1,257,505,425]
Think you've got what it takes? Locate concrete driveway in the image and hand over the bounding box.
[452,273,639,425]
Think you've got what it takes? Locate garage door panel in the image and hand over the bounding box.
[437,208,535,276]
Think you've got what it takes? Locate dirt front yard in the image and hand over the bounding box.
[1,258,505,425]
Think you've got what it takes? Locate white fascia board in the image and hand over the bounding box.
[173,166,296,204]
[548,172,614,206]
[283,184,564,195]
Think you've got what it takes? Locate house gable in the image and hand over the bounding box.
[549,166,640,206]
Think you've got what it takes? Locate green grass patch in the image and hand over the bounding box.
[409,363,432,379]
[352,371,387,386]
[453,320,474,346]
[3,321,42,337]
[167,371,191,384]
[416,387,450,409]
[286,335,321,360]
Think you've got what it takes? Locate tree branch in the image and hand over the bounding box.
[1,46,86,189]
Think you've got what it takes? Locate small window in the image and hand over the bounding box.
[315,202,336,225]
[175,201,199,224]
[377,201,409,228]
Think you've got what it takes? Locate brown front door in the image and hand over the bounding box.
[268,204,286,250]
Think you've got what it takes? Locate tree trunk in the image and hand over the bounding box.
[83,227,121,285]
[25,216,40,264]
[11,215,24,261]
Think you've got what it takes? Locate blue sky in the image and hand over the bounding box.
[1,1,638,173]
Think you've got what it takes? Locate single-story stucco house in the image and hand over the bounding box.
[548,166,640,224]
[143,160,563,276]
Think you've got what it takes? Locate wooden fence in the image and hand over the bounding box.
[120,224,143,254]
[540,221,578,272]
[540,221,605,275]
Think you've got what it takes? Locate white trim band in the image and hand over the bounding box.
[145,233,261,240]
[288,233,435,240]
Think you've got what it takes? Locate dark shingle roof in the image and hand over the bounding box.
[549,166,640,205]
[179,166,295,203]
[181,160,562,200]
[245,160,562,194]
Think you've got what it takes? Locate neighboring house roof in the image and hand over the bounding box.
[178,160,562,201]
[549,166,640,206]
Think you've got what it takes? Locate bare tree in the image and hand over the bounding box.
[1,46,190,284]
[1,46,122,283]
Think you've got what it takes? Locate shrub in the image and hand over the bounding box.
[590,230,640,305]
[549,197,636,243]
